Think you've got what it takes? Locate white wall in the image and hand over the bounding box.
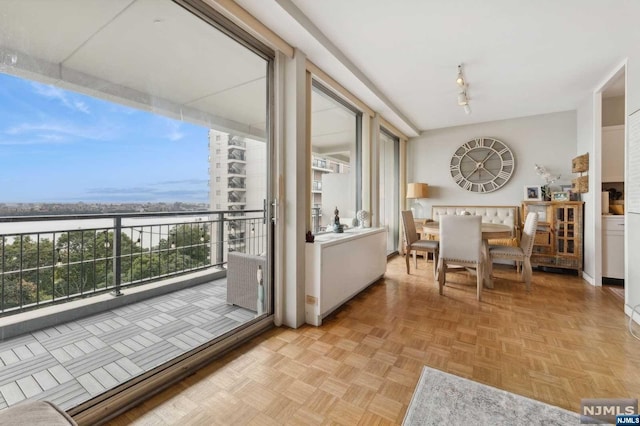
[576,95,596,281]
[407,111,577,216]
[322,173,354,225]
[626,53,640,316]
[603,96,625,126]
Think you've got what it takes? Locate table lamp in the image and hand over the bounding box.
[407,183,429,218]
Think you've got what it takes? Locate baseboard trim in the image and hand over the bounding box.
[624,304,640,325]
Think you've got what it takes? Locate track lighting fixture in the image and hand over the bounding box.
[456,64,465,87]
[456,64,471,114]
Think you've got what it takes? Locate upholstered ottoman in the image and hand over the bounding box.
[226,252,266,312]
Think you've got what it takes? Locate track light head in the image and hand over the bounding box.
[457,91,468,106]
[456,64,465,87]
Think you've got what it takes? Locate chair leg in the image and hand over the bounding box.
[437,259,445,295]
[405,247,411,274]
[487,254,493,278]
[476,262,483,301]
[413,251,418,269]
[433,249,440,280]
[523,257,532,291]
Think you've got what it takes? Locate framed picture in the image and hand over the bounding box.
[524,185,542,201]
[560,184,576,201]
[552,191,570,201]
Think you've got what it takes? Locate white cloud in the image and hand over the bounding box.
[74,101,90,114]
[0,137,68,145]
[164,118,184,141]
[31,82,91,114]
[4,121,116,143]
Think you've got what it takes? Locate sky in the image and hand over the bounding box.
[0,72,210,203]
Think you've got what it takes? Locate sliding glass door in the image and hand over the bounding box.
[0,0,273,412]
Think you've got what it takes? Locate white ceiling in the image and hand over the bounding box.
[237,0,640,136]
[1,0,636,141]
[0,0,268,137]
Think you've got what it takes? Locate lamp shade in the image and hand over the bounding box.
[407,183,429,199]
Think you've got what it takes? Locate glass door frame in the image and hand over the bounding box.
[380,127,400,255]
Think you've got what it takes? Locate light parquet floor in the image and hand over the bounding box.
[604,284,625,307]
[109,256,640,425]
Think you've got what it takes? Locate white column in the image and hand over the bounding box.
[370,114,381,227]
[281,48,308,328]
[399,137,407,255]
[361,113,372,222]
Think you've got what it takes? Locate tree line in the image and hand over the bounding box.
[0,224,210,312]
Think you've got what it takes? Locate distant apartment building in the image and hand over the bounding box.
[208,130,266,257]
[208,131,348,245]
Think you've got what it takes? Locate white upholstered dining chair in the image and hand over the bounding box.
[488,212,538,291]
[401,210,439,277]
[437,215,483,301]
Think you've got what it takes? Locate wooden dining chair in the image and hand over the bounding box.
[488,212,539,291]
[401,210,439,277]
[437,215,483,300]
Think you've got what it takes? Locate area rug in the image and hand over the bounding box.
[403,366,580,425]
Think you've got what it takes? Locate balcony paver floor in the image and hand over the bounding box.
[0,278,254,411]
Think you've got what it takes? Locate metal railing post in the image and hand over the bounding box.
[216,212,224,266]
[112,217,123,296]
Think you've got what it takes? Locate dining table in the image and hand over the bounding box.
[423,221,513,289]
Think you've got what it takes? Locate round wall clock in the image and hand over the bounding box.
[449,137,515,193]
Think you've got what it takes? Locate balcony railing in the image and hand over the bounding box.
[312,159,327,169]
[228,137,246,148]
[228,192,246,203]
[228,164,245,175]
[0,209,266,315]
[228,177,246,189]
[228,149,246,161]
[312,207,321,234]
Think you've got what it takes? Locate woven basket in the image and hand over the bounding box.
[610,205,624,215]
[572,153,589,173]
[572,175,588,193]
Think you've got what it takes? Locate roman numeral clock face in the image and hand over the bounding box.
[449,138,515,193]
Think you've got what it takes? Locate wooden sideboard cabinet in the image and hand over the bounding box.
[522,201,584,273]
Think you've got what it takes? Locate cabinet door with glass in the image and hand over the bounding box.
[522,201,583,272]
[552,202,583,271]
[555,204,578,256]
